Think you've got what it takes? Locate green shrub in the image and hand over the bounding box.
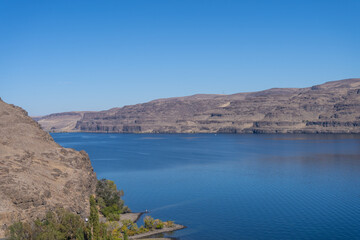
[6,222,33,240]
[129,222,138,232]
[107,222,122,240]
[106,212,120,222]
[90,195,100,239]
[6,208,88,240]
[101,204,122,220]
[165,220,174,228]
[144,216,155,230]
[96,179,130,221]
[155,219,164,229]
[96,179,123,208]
[121,206,130,213]
[138,226,149,234]
[119,219,130,226]
[123,231,129,240]
[143,216,165,230]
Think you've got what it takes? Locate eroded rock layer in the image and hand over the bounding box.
[0,99,97,237]
[37,78,360,133]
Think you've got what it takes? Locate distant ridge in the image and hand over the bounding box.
[35,78,360,134]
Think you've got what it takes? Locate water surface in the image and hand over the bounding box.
[52,133,360,240]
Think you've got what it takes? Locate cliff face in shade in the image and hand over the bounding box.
[0,99,97,238]
[36,78,360,134]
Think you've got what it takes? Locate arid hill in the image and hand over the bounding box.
[0,99,97,238]
[34,111,88,132]
[36,78,360,134]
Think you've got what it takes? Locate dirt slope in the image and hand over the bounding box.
[0,99,97,238]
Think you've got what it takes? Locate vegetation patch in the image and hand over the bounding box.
[96,179,131,221]
[6,208,90,240]
[6,179,178,240]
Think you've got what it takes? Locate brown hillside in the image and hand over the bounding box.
[0,99,97,238]
[36,78,360,134]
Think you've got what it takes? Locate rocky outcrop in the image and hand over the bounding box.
[0,99,97,238]
[36,78,360,134]
[35,111,87,132]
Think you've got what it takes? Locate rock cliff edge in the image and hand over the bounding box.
[0,99,97,238]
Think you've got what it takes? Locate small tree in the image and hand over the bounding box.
[7,222,33,240]
[165,220,174,228]
[6,208,88,240]
[96,179,130,221]
[123,230,129,240]
[155,219,164,229]
[89,195,100,240]
[144,216,155,230]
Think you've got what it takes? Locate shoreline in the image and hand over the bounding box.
[119,213,186,239]
[129,224,186,239]
[121,212,145,223]
[48,131,360,135]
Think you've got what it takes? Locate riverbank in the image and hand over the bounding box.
[99,212,144,225]
[129,224,186,239]
[121,212,144,224]
[117,212,186,239]
[99,211,186,238]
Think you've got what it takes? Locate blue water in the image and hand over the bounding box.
[52,133,360,240]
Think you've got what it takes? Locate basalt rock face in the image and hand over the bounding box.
[38,78,360,134]
[0,99,97,238]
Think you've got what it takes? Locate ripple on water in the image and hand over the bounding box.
[51,133,360,240]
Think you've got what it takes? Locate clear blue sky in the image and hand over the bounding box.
[0,0,359,116]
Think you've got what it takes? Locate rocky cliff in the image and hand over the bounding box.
[36,78,360,134]
[34,111,86,132]
[0,99,97,238]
